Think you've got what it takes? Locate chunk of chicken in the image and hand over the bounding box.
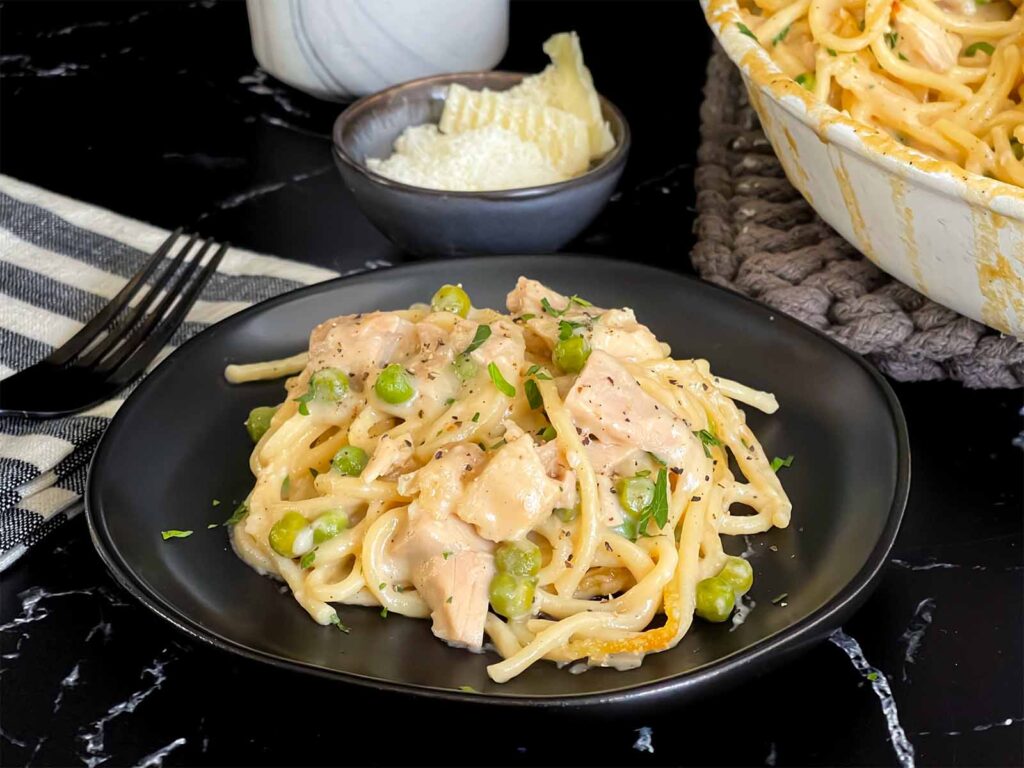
[458,431,563,541]
[449,317,526,385]
[535,440,578,510]
[362,431,416,482]
[564,351,702,470]
[893,6,962,73]
[387,505,494,649]
[590,309,668,362]
[397,443,485,520]
[935,0,975,15]
[506,277,665,362]
[291,312,418,397]
[414,550,495,649]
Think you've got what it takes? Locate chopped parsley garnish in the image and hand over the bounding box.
[898,52,909,61]
[770,455,794,472]
[211,499,220,507]
[471,412,480,422]
[281,475,291,498]
[771,592,789,605]
[224,500,248,525]
[772,24,790,46]
[300,550,316,568]
[442,550,452,560]
[525,364,552,380]
[207,523,218,529]
[463,324,492,355]
[489,438,507,450]
[637,468,669,536]
[736,22,758,40]
[693,428,722,458]
[379,582,387,590]
[827,47,837,57]
[488,362,516,397]
[794,72,816,91]
[518,313,536,322]
[458,685,478,693]
[380,607,389,618]
[540,297,566,316]
[569,294,592,307]
[557,319,587,340]
[635,469,652,478]
[446,596,453,604]
[444,397,456,406]
[539,425,557,442]
[329,613,351,633]
[524,379,543,410]
[964,41,995,57]
[884,31,899,49]
[161,529,193,540]
[867,671,879,681]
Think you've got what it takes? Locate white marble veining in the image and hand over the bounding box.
[900,598,936,683]
[77,650,178,768]
[632,726,654,754]
[134,736,187,768]
[52,663,81,713]
[829,629,916,768]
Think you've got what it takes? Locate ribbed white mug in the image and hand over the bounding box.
[245,0,510,101]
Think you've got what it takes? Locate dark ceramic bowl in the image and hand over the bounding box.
[331,71,630,257]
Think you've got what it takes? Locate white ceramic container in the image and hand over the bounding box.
[246,0,509,101]
[703,0,1024,338]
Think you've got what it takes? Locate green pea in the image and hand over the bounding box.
[495,539,542,577]
[312,510,348,545]
[718,555,754,596]
[331,445,368,476]
[245,405,277,443]
[489,572,537,619]
[431,284,471,318]
[269,511,310,558]
[617,476,655,516]
[552,334,591,373]
[375,364,415,404]
[554,506,578,523]
[453,353,478,380]
[695,576,736,623]
[309,368,350,401]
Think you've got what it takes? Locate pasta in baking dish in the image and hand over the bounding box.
[224,278,792,683]
[738,0,1024,186]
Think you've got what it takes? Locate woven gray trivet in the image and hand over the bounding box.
[693,45,1024,388]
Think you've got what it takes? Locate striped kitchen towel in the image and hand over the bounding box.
[0,175,342,570]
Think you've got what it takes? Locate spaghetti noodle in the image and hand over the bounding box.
[227,278,792,682]
[739,0,1024,185]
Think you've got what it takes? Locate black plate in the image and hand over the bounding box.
[86,255,909,707]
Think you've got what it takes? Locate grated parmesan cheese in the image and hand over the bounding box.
[367,124,567,192]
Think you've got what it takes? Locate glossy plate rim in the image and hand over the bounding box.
[84,255,911,707]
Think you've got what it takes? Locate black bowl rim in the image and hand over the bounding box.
[331,70,632,200]
[85,254,910,708]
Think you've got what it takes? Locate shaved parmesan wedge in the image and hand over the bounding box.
[511,32,615,158]
[440,84,591,177]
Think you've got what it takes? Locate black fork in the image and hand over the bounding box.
[0,230,228,418]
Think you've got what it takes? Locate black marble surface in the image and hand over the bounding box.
[1,2,1022,766]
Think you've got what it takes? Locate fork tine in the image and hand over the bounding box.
[109,242,229,385]
[46,228,183,366]
[95,237,215,374]
[76,232,199,369]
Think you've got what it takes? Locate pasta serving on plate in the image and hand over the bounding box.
[225,278,792,683]
[738,0,1024,186]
